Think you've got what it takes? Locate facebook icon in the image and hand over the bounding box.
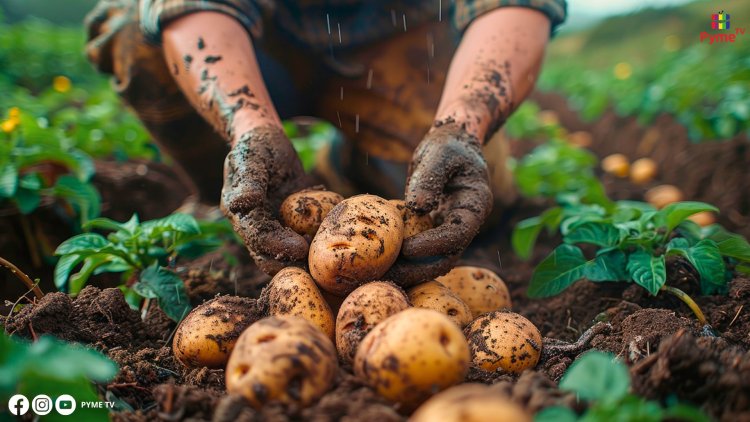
[8,394,29,416]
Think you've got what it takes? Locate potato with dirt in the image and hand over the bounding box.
[436,266,512,316]
[261,266,335,340]
[389,199,433,237]
[309,194,404,296]
[336,281,410,363]
[173,296,261,368]
[354,308,470,409]
[407,281,473,327]
[465,311,542,374]
[279,189,344,237]
[225,315,337,409]
[410,383,531,422]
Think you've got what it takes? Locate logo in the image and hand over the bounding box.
[8,394,29,416]
[55,394,76,416]
[711,11,730,30]
[32,395,53,415]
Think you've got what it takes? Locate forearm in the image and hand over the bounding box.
[435,7,551,142]
[162,12,280,145]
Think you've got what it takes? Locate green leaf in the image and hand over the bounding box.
[669,239,727,295]
[658,202,719,233]
[534,406,578,422]
[513,217,544,260]
[133,263,192,322]
[53,175,101,223]
[83,217,126,233]
[706,230,750,262]
[559,351,630,404]
[626,250,666,295]
[528,245,590,298]
[54,253,83,292]
[13,187,41,214]
[565,222,621,247]
[585,249,629,282]
[142,213,199,236]
[55,233,109,255]
[0,163,18,197]
[69,255,113,295]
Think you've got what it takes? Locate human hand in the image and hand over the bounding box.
[386,122,493,286]
[221,125,314,275]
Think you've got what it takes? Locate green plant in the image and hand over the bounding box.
[283,119,337,172]
[0,332,118,422]
[53,213,231,322]
[535,351,708,422]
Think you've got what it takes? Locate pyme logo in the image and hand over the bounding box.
[711,11,730,30]
[700,10,745,44]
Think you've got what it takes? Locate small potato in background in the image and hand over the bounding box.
[173,296,262,368]
[261,267,335,340]
[436,266,512,317]
[688,211,716,227]
[354,308,470,410]
[601,154,630,178]
[280,189,344,237]
[309,194,403,296]
[389,199,433,238]
[645,184,684,209]
[226,316,337,409]
[629,158,658,185]
[336,281,410,364]
[410,384,531,422]
[408,281,472,327]
[465,311,542,375]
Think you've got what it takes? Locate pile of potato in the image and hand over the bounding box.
[172,190,543,417]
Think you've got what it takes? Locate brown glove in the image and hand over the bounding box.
[221,125,314,275]
[386,122,493,286]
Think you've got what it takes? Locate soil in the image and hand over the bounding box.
[2,94,750,421]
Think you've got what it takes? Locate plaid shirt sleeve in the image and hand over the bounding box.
[453,0,567,33]
[140,0,264,43]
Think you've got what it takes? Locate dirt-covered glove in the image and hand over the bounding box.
[385,122,493,286]
[221,125,314,275]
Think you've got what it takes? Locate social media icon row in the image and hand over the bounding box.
[8,394,76,416]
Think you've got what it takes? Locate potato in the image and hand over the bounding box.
[465,311,542,374]
[336,281,410,363]
[354,308,470,409]
[630,158,658,185]
[407,281,473,327]
[566,131,593,148]
[436,266,512,317]
[280,189,343,236]
[261,267,335,340]
[225,316,337,409]
[645,184,683,209]
[389,199,433,237]
[601,154,630,178]
[688,211,716,227]
[309,194,404,296]
[173,296,261,368]
[411,384,531,422]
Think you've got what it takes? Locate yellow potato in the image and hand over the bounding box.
[336,281,410,364]
[688,211,716,227]
[465,311,542,374]
[630,158,658,185]
[538,110,560,126]
[410,384,531,422]
[173,296,261,368]
[226,316,337,409]
[645,184,684,209]
[280,189,344,236]
[436,266,512,316]
[309,194,404,296]
[389,199,433,238]
[566,131,593,148]
[408,281,473,327]
[601,154,630,178]
[354,308,470,409]
[261,267,335,340]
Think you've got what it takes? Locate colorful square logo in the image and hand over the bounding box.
[711,12,730,30]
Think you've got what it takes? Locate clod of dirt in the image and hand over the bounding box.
[631,330,750,422]
[489,371,580,415]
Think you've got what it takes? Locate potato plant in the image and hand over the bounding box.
[535,351,708,422]
[54,213,235,321]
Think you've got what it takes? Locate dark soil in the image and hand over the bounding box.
[3,96,750,421]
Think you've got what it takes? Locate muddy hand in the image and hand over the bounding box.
[386,122,492,286]
[221,125,313,275]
